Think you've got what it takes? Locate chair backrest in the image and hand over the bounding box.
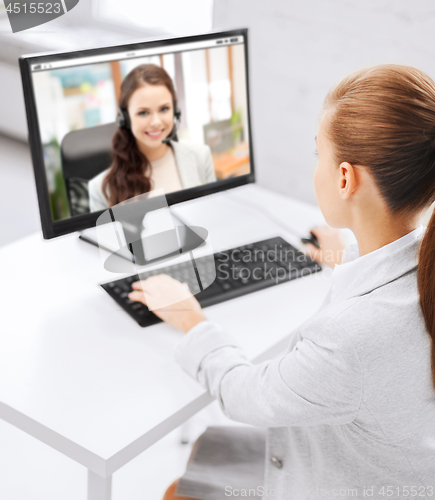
[203,119,234,154]
[60,122,117,216]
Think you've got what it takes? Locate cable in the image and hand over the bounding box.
[224,192,304,239]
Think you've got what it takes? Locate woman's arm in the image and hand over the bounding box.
[176,317,362,428]
[129,276,363,428]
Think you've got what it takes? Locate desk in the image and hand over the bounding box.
[0,185,332,500]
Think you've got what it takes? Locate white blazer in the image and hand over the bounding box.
[88,140,216,212]
[175,231,435,499]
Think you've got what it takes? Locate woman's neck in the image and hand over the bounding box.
[138,142,170,162]
[352,211,423,257]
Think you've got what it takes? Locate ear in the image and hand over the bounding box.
[338,162,358,200]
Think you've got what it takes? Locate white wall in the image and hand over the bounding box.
[3,1,435,205]
[213,0,435,205]
[0,62,28,141]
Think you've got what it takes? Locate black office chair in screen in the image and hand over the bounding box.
[60,122,117,216]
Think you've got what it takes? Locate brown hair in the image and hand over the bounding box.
[323,64,435,389]
[102,64,178,206]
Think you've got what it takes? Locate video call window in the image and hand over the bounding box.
[30,37,251,221]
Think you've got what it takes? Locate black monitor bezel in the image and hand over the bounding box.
[19,28,255,239]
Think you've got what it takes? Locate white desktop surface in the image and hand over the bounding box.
[0,185,331,492]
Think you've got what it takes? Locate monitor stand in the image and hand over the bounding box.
[79,209,207,269]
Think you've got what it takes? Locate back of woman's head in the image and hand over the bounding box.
[323,64,435,389]
[323,64,435,213]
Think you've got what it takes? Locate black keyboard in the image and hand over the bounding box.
[100,236,322,327]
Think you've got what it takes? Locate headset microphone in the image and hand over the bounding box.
[162,109,181,145]
[116,106,131,130]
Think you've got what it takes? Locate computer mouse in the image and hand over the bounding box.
[301,231,320,249]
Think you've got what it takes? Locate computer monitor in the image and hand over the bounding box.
[19,28,255,239]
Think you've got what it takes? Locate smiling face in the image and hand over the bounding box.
[127,84,175,156]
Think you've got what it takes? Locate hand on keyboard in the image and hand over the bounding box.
[101,236,322,328]
[303,226,346,268]
[128,274,206,333]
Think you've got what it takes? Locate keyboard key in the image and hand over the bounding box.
[131,302,145,311]
[101,236,322,328]
[118,282,131,292]
[135,308,149,317]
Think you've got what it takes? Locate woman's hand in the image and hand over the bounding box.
[128,274,206,333]
[303,226,346,268]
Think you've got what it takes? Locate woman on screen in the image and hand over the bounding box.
[88,64,216,211]
[130,64,435,499]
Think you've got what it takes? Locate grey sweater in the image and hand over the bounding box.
[175,234,435,499]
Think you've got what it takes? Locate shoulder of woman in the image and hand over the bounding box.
[171,140,211,159]
[89,168,110,191]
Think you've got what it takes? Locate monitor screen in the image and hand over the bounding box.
[20,29,254,238]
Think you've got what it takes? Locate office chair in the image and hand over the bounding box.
[60,122,117,216]
[203,118,234,154]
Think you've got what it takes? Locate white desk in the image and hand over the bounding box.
[0,185,332,500]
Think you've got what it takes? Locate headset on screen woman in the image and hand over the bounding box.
[116,105,182,144]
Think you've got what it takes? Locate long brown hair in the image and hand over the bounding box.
[323,64,435,389]
[102,64,178,206]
